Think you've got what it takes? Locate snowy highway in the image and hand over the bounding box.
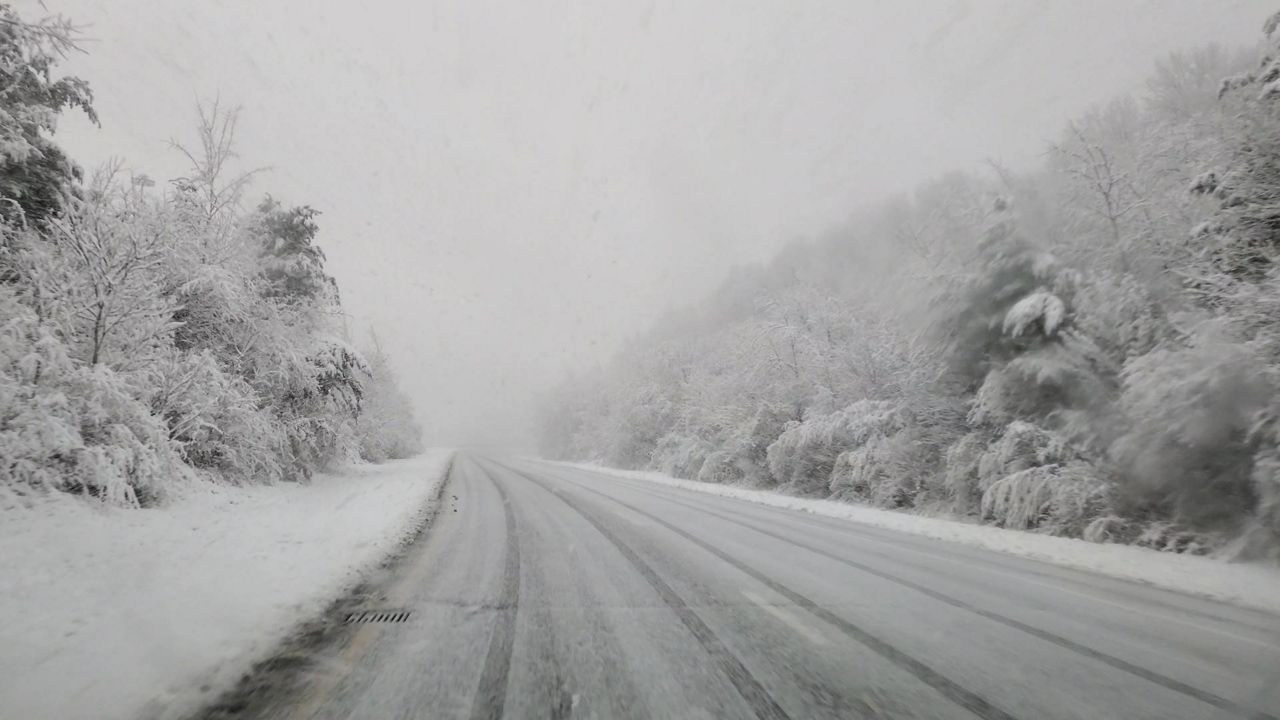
[223,456,1280,720]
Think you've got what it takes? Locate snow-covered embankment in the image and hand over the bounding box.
[0,449,454,720]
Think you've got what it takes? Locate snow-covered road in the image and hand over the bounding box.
[216,455,1280,720]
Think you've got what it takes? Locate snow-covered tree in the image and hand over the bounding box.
[255,198,335,303]
[355,337,422,463]
[536,12,1280,557]
[0,4,97,225]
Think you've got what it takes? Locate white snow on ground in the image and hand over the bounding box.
[0,449,454,720]
[557,461,1280,616]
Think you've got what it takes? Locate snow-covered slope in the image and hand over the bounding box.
[0,450,454,720]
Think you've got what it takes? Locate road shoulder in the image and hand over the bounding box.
[0,450,455,720]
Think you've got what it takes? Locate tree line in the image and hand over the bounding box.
[539,15,1280,559]
[1,5,421,507]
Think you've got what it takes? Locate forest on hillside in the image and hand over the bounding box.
[0,5,421,507]
[540,15,1280,560]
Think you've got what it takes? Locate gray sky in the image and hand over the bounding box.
[33,0,1274,446]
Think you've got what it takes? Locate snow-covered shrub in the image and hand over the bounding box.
[1205,378,1280,559]
[1133,522,1213,555]
[829,443,877,502]
[976,421,1068,488]
[696,450,742,484]
[969,366,1030,427]
[1082,515,1138,544]
[589,382,677,469]
[829,425,931,508]
[724,406,791,486]
[766,400,899,495]
[167,257,263,356]
[0,289,188,506]
[143,348,285,483]
[666,406,785,487]
[310,338,368,414]
[355,344,422,463]
[268,337,369,479]
[1071,272,1175,365]
[1240,447,1280,560]
[1110,329,1272,533]
[650,430,712,480]
[957,419,1110,535]
[940,431,988,515]
[980,461,1107,535]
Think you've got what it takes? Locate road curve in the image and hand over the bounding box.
[229,455,1280,720]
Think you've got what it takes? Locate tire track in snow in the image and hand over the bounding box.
[468,468,521,720]
[498,464,792,720]
[600,474,1280,720]
[562,464,1280,639]
[538,467,1020,720]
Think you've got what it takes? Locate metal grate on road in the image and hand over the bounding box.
[345,610,412,624]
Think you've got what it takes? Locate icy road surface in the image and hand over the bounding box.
[224,456,1280,720]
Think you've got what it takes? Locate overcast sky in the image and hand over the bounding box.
[30,0,1275,446]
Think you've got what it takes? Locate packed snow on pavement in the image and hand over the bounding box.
[558,461,1280,616]
[0,449,454,720]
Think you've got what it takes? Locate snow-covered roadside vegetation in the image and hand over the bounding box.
[0,450,453,720]
[0,8,440,715]
[0,5,422,508]
[539,14,1280,561]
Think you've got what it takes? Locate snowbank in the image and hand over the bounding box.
[557,461,1280,616]
[0,449,454,720]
